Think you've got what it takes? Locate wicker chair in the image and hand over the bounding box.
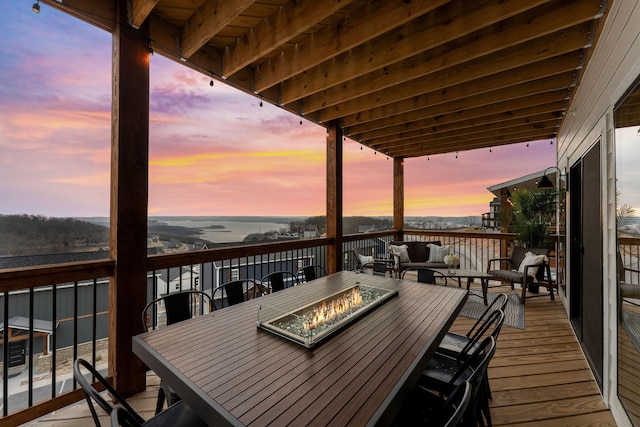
[487,246,554,304]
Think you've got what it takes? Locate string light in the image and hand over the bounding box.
[455,151,458,159]
[259,96,263,107]
[32,1,40,13]
[489,148,492,153]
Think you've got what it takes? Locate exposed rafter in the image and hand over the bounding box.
[42,0,608,158]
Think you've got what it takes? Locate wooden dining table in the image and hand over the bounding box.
[132,271,467,427]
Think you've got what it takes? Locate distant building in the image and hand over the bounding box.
[484,169,557,232]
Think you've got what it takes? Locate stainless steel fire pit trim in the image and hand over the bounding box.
[257,284,398,348]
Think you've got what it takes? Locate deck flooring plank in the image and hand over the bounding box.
[24,285,619,427]
[490,381,601,407]
[490,395,610,424]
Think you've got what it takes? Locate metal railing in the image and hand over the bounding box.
[0,230,560,424]
[619,237,640,284]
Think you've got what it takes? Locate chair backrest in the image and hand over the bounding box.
[260,271,298,293]
[73,358,144,427]
[450,336,497,387]
[511,246,549,280]
[352,247,373,270]
[372,262,387,276]
[433,381,473,427]
[466,293,508,338]
[459,310,504,360]
[142,290,213,332]
[213,279,257,309]
[297,265,328,283]
[417,268,436,284]
[391,241,442,262]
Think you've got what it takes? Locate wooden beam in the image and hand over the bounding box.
[41,0,116,32]
[318,50,582,123]
[131,0,157,28]
[326,122,343,274]
[393,158,404,236]
[221,0,354,79]
[253,0,452,93]
[347,91,568,138]
[109,1,149,397]
[379,119,559,152]
[369,110,562,149]
[342,72,574,129]
[181,0,255,59]
[392,128,555,158]
[281,0,562,106]
[299,19,592,113]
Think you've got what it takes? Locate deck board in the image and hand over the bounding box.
[22,285,617,427]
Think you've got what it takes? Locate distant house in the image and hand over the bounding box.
[303,225,318,238]
[484,169,558,232]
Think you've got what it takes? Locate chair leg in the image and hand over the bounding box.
[155,386,166,415]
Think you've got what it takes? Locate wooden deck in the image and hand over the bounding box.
[22,285,617,427]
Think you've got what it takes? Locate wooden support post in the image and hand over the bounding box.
[326,121,343,274]
[393,157,404,241]
[109,1,149,397]
[500,188,512,259]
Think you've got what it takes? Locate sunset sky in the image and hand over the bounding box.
[0,2,556,219]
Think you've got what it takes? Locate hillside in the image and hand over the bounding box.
[0,214,109,256]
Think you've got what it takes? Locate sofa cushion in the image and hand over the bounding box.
[391,241,441,262]
[403,261,448,270]
[428,244,450,263]
[358,254,374,267]
[490,269,525,283]
[389,244,410,262]
[518,252,547,277]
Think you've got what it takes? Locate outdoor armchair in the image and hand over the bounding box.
[487,246,554,304]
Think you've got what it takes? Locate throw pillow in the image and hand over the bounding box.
[389,244,411,263]
[358,254,374,267]
[518,251,547,277]
[428,244,450,262]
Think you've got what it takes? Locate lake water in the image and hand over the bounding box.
[159,219,291,243]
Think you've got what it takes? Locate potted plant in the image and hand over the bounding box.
[510,188,558,292]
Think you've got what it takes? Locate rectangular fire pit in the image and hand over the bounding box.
[257,279,398,348]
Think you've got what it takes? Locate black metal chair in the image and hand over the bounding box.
[260,271,299,293]
[296,265,328,283]
[437,294,508,359]
[395,380,472,427]
[141,290,212,414]
[212,279,259,308]
[74,359,206,427]
[419,336,497,427]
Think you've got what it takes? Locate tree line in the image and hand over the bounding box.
[0,214,109,256]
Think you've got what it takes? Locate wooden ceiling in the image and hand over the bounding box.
[51,0,607,158]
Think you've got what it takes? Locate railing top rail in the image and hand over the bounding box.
[147,237,334,271]
[0,259,115,293]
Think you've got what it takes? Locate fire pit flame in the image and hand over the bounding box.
[303,287,363,331]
